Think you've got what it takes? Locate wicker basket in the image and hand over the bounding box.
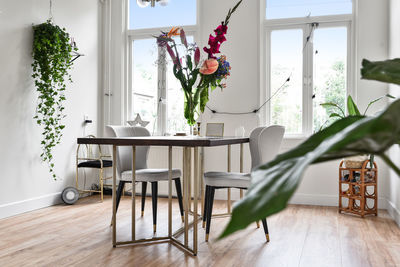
[344,155,369,169]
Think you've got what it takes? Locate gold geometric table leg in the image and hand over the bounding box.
[111,145,197,256]
[184,147,189,247]
[193,147,199,255]
[240,143,244,199]
[227,145,231,213]
[112,145,117,247]
[200,147,204,219]
[168,146,172,237]
[131,146,136,241]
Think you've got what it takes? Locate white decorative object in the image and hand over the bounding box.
[127,114,150,127]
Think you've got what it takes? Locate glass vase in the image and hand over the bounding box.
[183,89,199,135]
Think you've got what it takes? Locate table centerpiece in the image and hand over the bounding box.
[156,0,242,133]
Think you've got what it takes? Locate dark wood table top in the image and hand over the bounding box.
[77,136,249,147]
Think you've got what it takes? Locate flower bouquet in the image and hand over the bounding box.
[156,0,242,128]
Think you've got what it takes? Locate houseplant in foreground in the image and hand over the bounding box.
[156,0,242,128]
[220,58,400,239]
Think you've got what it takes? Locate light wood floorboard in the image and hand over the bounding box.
[0,196,399,267]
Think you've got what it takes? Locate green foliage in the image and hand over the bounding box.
[171,49,200,126]
[220,58,400,239]
[361,58,400,85]
[314,61,346,132]
[321,94,394,121]
[347,95,361,116]
[32,20,75,179]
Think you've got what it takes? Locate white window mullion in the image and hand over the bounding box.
[265,27,272,127]
[127,36,133,121]
[303,24,314,136]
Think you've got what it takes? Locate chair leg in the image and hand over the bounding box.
[202,185,210,228]
[116,181,126,213]
[110,181,126,226]
[141,182,147,217]
[205,186,215,242]
[151,182,158,233]
[174,178,184,222]
[100,168,104,202]
[261,218,270,242]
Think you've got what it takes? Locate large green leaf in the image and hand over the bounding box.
[361,59,400,85]
[220,99,400,239]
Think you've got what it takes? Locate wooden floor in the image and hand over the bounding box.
[1,196,400,267]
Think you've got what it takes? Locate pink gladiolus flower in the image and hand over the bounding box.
[203,24,228,58]
[166,43,176,62]
[180,29,188,48]
[194,47,200,66]
[215,25,228,35]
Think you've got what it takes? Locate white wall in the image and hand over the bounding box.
[388,0,400,226]
[0,0,101,219]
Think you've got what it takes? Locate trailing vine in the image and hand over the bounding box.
[32,20,76,179]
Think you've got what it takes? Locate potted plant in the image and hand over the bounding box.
[32,20,77,179]
[320,94,394,168]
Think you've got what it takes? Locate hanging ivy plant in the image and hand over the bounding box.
[32,20,76,179]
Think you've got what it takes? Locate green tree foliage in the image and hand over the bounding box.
[314,61,346,131]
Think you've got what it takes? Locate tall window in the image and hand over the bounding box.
[128,0,197,135]
[264,0,353,136]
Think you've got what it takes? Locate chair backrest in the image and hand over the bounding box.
[105,126,150,174]
[249,125,285,170]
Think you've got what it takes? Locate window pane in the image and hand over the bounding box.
[166,36,194,134]
[266,0,352,20]
[313,27,347,132]
[129,0,196,29]
[270,29,303,135]
[132,39,158,134]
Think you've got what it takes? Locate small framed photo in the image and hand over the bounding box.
[206,123,224,137]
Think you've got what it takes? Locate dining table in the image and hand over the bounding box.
[77,135,249,256]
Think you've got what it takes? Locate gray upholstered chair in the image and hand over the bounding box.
[202,125,285,242]
[106,126,184,233]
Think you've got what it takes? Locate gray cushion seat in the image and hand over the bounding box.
[203,172,251,188]
[121,168,182,182]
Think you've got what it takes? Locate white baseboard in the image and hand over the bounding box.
[214,191,388,209]
[290,193,388,209]
[0,192,62,220]
[387,200,400,227]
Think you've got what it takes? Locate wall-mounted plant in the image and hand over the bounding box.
[32,20,76,179]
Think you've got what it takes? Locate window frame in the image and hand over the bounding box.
[260,1,356,138]
[125,0,200,135]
